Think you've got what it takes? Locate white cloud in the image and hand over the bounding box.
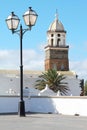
[0,49,44,70]
[70,60,87,80]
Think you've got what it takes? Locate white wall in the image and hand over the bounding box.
[0,96,29,113]
[64,76,81,96]
[0,96,87,116]
[29,96,87,116]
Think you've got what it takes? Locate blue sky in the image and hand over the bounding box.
[0,0,87,80]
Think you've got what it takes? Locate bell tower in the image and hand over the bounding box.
[45,13,69,71]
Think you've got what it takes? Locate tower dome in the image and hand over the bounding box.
[48,13,65,32]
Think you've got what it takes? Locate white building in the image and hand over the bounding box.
[0,70,81,96]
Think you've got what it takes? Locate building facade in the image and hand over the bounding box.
[45,13,69,71]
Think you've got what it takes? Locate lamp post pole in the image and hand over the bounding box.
[18,24,25,116]
[6,7,38,117]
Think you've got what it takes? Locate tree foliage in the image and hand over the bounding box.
[35,69,69,95]
[84,80,87,96]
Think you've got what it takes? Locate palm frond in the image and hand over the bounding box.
[35,69,69,95]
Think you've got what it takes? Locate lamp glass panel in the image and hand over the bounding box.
[23,9,38,27]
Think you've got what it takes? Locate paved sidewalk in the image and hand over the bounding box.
[0,114,87,130]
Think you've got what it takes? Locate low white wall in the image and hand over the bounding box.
[29,96,87,116]
[0,96,87,116]
[0,96,29,114]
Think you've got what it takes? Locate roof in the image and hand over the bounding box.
[0,70,76,76]
[48,12,65,32]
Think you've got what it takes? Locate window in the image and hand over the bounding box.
[51,34,54,37]
[52,64,57,70]
[58,34,60,37]
[57,39,60,46]
[51,39,53,46]
[61,64,64,71]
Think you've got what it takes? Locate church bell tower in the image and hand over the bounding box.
[45,13,69,71]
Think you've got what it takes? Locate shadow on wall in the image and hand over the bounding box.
[29,96,59,114]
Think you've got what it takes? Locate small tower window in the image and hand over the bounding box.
[58,34,60,37]
[51,34,54,37]
[51,39,53,46]
[57,39,60,46]
[61,64,64,71]
[53,64,57,70]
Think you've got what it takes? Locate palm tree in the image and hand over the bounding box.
[35,69,69,95]
[84,80,87,96]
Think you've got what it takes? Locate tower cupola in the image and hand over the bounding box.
[47,12,66,47]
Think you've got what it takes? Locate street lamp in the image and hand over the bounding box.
[5,7,38,117]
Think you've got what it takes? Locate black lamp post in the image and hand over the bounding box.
[5,7,38,117]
